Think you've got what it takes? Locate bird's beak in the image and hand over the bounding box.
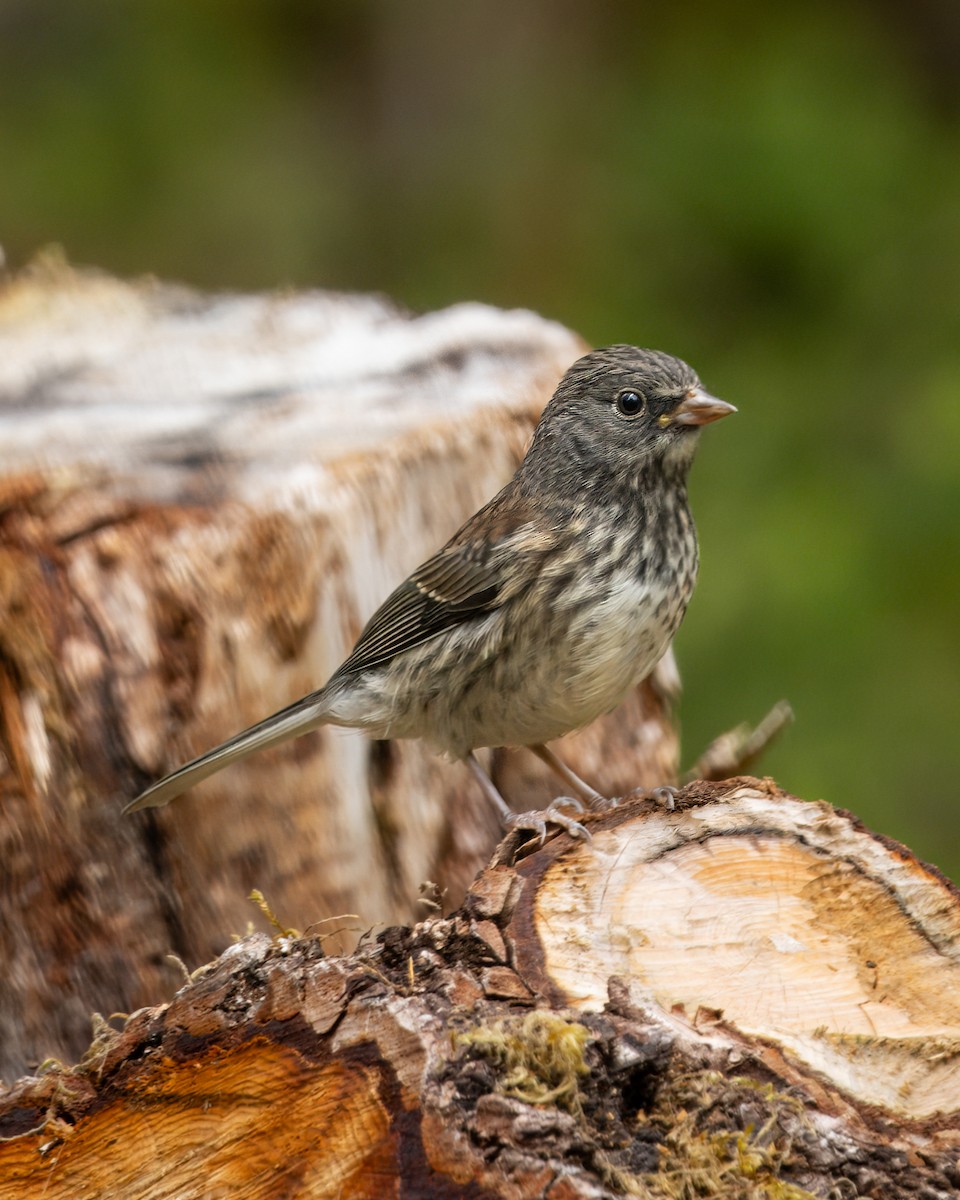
[662,387,737,427]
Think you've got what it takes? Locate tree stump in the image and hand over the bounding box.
[0,258,680,1079]
[1,779,958,1198]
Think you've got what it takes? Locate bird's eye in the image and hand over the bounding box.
[616,390,645,418]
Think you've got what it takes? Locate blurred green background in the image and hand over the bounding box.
[2,0,958,878]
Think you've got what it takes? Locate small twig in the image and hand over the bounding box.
[300,913,364,946]
[684,700,793,783]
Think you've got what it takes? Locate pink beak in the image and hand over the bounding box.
[668,386,737,427]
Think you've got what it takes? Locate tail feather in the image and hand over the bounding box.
[124,690,331,813]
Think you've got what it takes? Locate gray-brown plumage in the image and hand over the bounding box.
[125,346,735,837]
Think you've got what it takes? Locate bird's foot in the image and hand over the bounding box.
[592,785,679,813]
[585,792,618,812]
[645,785,678,811]
[548,794,586,814]
[503,795,591,844]
[619,784,678,811]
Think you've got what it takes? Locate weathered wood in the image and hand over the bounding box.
[1,780,958,1198]
[0,259,680,1079]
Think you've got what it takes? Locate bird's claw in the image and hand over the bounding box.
[503,797,591,844]
[647,785,678,810]
[621,784,677,811]
[603,785,678,812]
[547,794,586,814]
[587,793,619,813]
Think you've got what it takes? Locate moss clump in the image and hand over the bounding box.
[645,1075,815,1200]
[457,1010,591,1113]
[649,1117,814,1199]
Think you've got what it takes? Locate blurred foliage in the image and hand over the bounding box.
[1,0,958,877]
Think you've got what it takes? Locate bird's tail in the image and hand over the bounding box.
[123,689,331,813]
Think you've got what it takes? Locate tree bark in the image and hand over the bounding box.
[1,779,958,1199]
[0,258,679,1080]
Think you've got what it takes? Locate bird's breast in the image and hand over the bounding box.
[442,511,697,751]
[331,496,699,757]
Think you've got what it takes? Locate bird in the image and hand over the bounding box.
[125,345,735,839]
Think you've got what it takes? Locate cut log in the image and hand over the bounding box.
[0,259,680,1079]
[1,780,958,1198]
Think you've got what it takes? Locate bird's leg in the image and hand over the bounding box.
[532,744,676,813]
[528,743,604,809]
[465,752,513,821]
[466,752,590,843]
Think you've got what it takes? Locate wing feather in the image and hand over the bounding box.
[330,487,554,680]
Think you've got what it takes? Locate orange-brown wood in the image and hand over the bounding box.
[2,1043,400,1200]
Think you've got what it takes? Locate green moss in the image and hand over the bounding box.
[644,1074,816,1200]
[649,1118,815,1199]
[457,1010,591,1113]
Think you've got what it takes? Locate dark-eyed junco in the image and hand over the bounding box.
[125,346,735,838]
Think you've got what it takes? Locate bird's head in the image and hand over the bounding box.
[529,345,735,487]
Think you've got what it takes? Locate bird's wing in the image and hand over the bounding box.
[331,497,555,680]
